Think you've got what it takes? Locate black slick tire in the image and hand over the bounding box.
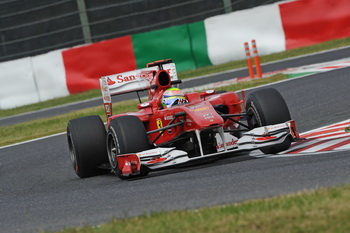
[246,88,292,154]
[67,115,109,178]
[106,116,151,179]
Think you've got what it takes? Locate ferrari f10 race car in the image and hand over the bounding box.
[67,59,301,179]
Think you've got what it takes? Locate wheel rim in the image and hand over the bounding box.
[107,132,119,169]
[67,133,78,172]
[247,107,261,129]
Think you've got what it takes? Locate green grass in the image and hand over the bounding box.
[0,99,139,147]
[0,89,101,118]
[1,37,350,118]
[0,74,287,147]
[53,185,350,233]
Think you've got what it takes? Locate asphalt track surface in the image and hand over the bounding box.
[1,55,350,232]
[1,46,350,126]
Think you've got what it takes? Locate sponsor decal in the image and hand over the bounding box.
[188,103,204,109]
[104,104,111,113]
[266,124,286,131]
[164,115,174,121]
[216,138,238,149]
[101,85,108,92]
[107,77,116,85]
[156,118,163,134]
[108,75,137,85]
[137,151,160,156]
[139,72,153,79]
[193,106,210,112]
[103,96,111,102]
[203,113,214,119]
[116,74,136,83]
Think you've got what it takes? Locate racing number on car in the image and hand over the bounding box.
[156,118,163,134]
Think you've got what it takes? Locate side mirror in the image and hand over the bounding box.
[137,102,153,109]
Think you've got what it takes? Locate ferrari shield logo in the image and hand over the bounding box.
[156,118,163,134]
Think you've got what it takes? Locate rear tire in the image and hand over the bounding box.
[67,115,109,178]
[106,116,151,179]
[246,88,292,154]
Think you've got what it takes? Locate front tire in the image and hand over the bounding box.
[106,116,151,179]
[246,88,292,154]
[67,115,109,178]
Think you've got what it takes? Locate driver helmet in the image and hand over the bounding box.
[162,87,186,108]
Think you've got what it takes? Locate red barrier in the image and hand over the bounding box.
[244,42,254,78]
[251,40,262,78]
[62,36,136,94]
[280,0,350,50]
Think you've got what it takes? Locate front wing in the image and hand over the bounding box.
[117,120,301,176]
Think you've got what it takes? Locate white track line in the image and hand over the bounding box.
[0,132,66,150]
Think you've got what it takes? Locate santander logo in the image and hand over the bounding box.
[116,75,136,83]
[107,75,136,85]
[107,77,115,85]
[216,138,237,149]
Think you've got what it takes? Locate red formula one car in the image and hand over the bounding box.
[67,59,300,179]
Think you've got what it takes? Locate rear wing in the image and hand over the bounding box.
[100,62,178,96]
[100,61,178,118]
